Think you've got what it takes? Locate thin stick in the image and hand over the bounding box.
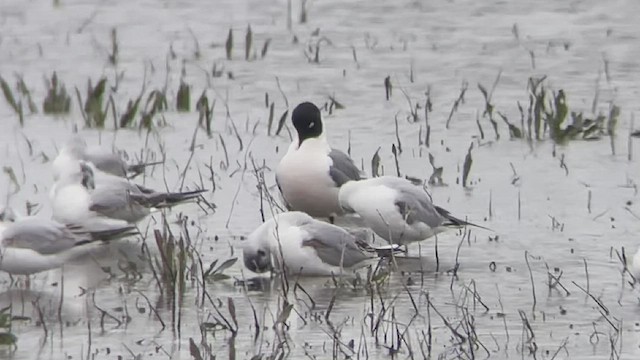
[583,258,590,295]
[275,76,289,108]
[525,251,537,313]
[518,190,521,220]
[629,113,634,161]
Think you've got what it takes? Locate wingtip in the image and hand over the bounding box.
[436,205,492,232]
[130,189,207,209]
[444,217,493,232]
[126,161,165,178]
[95,225,139,241]
[70,224,139,244]
[163,189,207,205]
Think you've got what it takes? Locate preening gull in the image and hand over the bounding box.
[242,211,400,276]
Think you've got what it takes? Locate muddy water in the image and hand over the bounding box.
[1,0,640,358]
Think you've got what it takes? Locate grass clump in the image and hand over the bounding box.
[43,72,71,114]
[176,80,190,112]
[0,75,39,125]
[472,76,613,145]
[196,90,214,137]
[245,25,253,61]
[225,29,233,60]
[0,306,17,349]
[140,89,168,129]
[16,76,37,114]
[0,76,24,124]
[203,257,237,282]
[530,80,610,144]
[118,94,143,128]
[76,77,108,128]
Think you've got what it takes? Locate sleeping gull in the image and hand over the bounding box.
[51,161,205,226]
[338,176,487,245]
[52,136,160,180]
[242,211,400,276]
[0,217,136,275]
[276,102,365,219]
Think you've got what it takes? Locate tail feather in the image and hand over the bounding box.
[435,206,492,231]
[129,189,206,208]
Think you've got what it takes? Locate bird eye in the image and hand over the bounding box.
[308,122,315,128]
[257,249,266,257]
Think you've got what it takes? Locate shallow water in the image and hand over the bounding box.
[1,0,640,358]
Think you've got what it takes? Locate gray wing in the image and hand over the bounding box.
[127,188,205,208]
[384,177,485,230]
[392,181,445,228]
[328,149,363,187]
[300,221,369,268]
[86,152,127,178]
[89,185,148,222]
[2,219,79,255]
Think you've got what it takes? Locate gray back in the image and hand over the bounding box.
[300,221,369,268]
[378,177,445,228]
[2,219,78,255]
[86,152,127,177]
[89,184,149,222]
[328,149,363,187]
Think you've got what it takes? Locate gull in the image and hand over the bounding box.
[50,161,205,226]
[0,217,136,275]
[242,211,400,276]
[276,102,365,219]
[338,176,487,245]
[52,136,161,180]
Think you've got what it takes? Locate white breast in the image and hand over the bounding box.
[276,139,342,218]
[51,183,93,224]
